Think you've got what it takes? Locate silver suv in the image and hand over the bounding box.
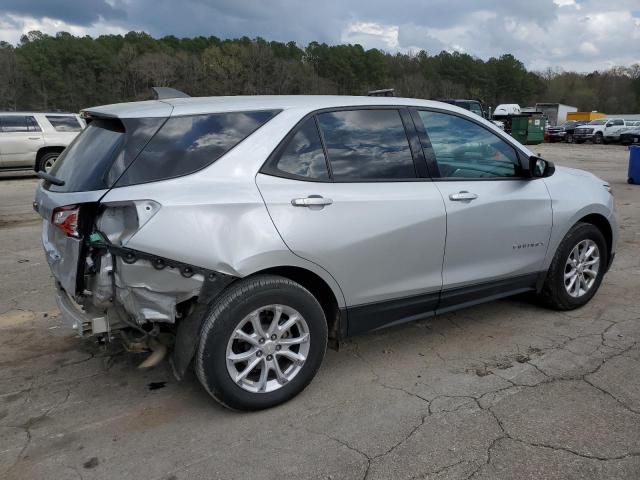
[34,94,617,410]
[0,112,85,172]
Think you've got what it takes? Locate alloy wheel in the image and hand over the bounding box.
[564,239,600,298]
[226,304,310,393]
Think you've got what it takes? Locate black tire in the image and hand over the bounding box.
[195,275,328,410]
[36,151,60,172]
[593,133,604,144]
[538,223,608,310]
[566,133,574,143]
[629,178,635,185]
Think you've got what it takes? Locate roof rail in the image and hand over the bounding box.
[368,88,395,97]
[152,87,191,100]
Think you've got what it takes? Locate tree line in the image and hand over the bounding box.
[1,31,639,115]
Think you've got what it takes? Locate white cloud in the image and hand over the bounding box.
[341,22,399,50]
[0,0,638,72]
[553,0,579,8]
[0,13,128,44]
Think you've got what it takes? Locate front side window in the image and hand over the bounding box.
[272,117,329,180]
[418,110,521,179]
[47,115,82,132]
[316,109,416,181]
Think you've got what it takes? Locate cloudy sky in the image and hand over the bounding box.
[0,0,639,72]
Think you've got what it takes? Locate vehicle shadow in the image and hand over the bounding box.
[0,172,38,181]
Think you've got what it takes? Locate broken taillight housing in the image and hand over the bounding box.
[52,205,80,237]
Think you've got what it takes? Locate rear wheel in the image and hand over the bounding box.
[36,151,60,172]
[539,223,607,310]
[195,275,327,410]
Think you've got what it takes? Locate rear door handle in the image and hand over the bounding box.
[291,195,333,207]
[449,191,478,201]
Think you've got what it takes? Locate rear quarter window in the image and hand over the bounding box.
[115,110,279,187]
[46,115,83,132]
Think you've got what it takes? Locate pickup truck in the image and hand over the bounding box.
[546,120,587,143]
[573,118,629,144]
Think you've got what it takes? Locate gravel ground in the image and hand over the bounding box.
[0,143,639,480]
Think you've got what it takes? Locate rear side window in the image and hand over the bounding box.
[46,115,82,132]
[270,117,329,180]
[116,110,279,186]
[316,109,416,181]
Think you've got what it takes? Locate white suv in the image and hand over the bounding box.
[34,94,617,410]
[0,112,85,172]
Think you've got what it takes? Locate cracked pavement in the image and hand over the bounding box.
[1,143,639,479]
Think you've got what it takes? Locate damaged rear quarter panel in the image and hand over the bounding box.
[98,131,346,309]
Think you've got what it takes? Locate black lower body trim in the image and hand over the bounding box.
[346,292,439,336]
[345,273,540,336]
[437,273,538,313]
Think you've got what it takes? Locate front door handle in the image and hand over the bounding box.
[291,195,333,207]
[28,137,41,140]
[449,191,478,201]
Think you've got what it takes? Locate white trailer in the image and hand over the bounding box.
[535,103,578,126]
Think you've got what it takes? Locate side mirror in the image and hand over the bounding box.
[528,156,555,178]
[606,122,613,127]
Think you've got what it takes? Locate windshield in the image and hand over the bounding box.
[46,117,165,193]
[48,119,126,192]
[455,101,484,117]
[588,119,607,125]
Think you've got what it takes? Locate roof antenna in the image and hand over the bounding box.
[151,87,191,100]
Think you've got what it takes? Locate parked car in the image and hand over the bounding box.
[34,94,617,410]
[546,120,587,143]
[0,112,85,172]
[620,127,640,145]
[573,118,629,144]
[437,99,487,118]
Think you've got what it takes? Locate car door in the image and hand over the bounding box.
[256,108,447,334]
[411,109,552,310]
[0,115,44,168]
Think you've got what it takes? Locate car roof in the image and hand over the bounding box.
[83,95,468,119]
[0,112,77,116]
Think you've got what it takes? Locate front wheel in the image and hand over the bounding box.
[538,223,607,310]
[195,275,327,410]
[593,133,604,144]
[566,133,574,143]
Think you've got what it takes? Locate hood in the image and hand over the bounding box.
[554,165,605,184]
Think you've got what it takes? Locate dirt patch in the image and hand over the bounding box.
[0,310,36,328]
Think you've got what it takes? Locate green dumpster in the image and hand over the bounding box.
[507,114,545,145]
[510,115,529,143]
[525,115,545,145]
